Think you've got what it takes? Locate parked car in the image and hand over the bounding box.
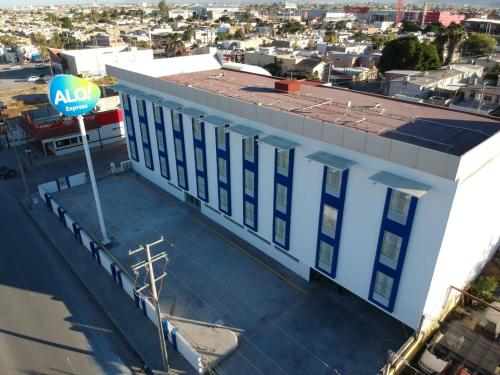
[27,75,39,82]
[35,63,46,68]
[476,301,500,340]
[9,65,22,70]
[0,167,16,179]
[417,348,451,375]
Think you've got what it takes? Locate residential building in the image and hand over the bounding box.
[385,65,484,98]
[48,46,154,78]
[463,18,500,36]
[107,53,500,331]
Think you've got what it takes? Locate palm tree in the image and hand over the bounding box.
[436,23,466,65]
[165,34,186,57]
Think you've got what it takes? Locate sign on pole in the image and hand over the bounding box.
[48,74,101,117]
[47,74,110,245]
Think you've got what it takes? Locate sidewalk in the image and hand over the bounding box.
[23,198,195,375]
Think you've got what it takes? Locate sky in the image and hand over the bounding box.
[2,0,498,9]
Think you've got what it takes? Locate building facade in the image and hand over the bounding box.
[107,54,500,331]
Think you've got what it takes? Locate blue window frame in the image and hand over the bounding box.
[216,125,231,214]
[121,93,138,162]
[192,118,208,201]
[171,110,188,190]
[153,104,169,179]
[368,188,418,312]
[137,99,154,170]
[242,136,259,230]
[315,167,349,278]
[272,149,294,249]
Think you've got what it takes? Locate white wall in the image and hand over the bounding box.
[422,153,500,330]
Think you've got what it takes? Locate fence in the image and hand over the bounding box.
[38,172,204,373]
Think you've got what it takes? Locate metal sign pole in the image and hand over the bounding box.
[77,115,110,245]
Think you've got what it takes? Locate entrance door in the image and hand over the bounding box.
[185,193,201,210]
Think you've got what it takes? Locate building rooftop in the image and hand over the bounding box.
[161,69,500,155]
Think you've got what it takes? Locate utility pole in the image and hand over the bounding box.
[129,237,169,372]
[13,144,32,209]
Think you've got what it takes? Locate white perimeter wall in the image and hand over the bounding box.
[119,84,475,329]
[422,151,500,330]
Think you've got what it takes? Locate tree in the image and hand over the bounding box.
[462,33,497,58]
[379,36,441,73]
[158,0,168,17]
[218,15,231,24]
[370,33,396,49]
[334,20,347,31]
[424,22,444,34]
[183,25,195,42]
[324,30,338,43]
[263,57,283,76]
[434,22,466,65]
[165,34,186,57]
[233,29,245,40]
[401,20,421,33]
[279,20,304,34]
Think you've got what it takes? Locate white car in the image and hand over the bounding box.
[35,63,46,68]
[9,65,22,70]
[27,76,39,82]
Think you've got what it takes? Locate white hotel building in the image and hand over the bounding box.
[107,54,500,331]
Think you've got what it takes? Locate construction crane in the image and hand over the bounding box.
[396,0,404,24]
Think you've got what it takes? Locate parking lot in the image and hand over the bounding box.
[53,173,408,375]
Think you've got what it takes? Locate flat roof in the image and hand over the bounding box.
[161,69,500,155]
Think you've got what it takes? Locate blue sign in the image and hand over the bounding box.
[48,74,101,117]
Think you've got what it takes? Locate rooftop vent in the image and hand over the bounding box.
[275,80,301,93]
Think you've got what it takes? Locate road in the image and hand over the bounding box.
[0,62,51,92]
[0,144,144,374]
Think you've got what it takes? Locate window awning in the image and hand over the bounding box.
[306,151,356,171]
[158,100,182,109]
[259,135,299,151]
[228,124,262,138]
[369,171,431,198]
[178,107,205,118]
[111,84,130,92]
[143,94,163,103]
[203,115,232,127]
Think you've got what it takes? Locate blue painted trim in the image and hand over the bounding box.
[242,136,259,231]
[314,168,349,278]
[162,319,170,343]
[45,193,52,210]
[368,188,418,312]
[56,178,61,191]
[171,110,188,190]
[72,222,82,243]
[216,125,232,215]
[137,99,154,171]
[122,94,139,162]
[134,288,140,308]
[192,119,209,202]
[111,263,117,281]
[65,176,71,188]
[154,105,170,180]
[116,269,123,288]
[272,148,295,250]
[90,241,102,265]
[171,327,178,351]
[141,299,147,316]
[57,206,66,225]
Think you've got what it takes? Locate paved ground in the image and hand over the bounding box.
[0,62,51,93]
[0,147,145,374]
[53,172,409,375]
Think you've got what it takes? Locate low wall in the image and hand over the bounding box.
[38,173,205,374]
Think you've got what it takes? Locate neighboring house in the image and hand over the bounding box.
[49,46,154,78]
[450,83,500,115]
[329,66,378,83]
[385,65,484,98]
[286,57,326,81]
[463,18,500,36]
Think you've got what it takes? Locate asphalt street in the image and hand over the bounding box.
[0,62,51,92]
[0,144,144,374]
